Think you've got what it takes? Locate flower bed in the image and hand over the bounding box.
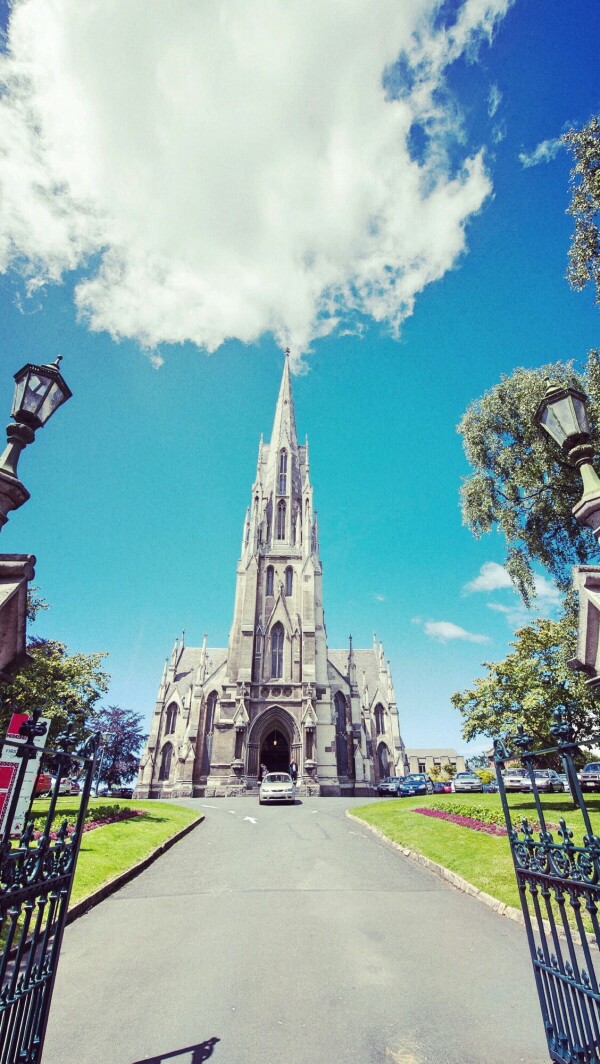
[414,806,508,836]
[31,806,146,841]
[414,805,559,837]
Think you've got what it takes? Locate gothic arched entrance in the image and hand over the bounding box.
[246,705,301,779]
[260,728,290,773]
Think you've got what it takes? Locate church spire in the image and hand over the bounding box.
[269,348,298,452]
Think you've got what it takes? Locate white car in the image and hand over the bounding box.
[259,772,296,804]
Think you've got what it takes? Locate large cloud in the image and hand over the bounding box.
[0,0,511,360]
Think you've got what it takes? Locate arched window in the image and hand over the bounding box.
[271,622,284,678]
[335,691,349,776]
[159,743,173,781]
[285,566,293,596]
[201,691,218,777]
[266,565,274,596]
[278,449,287,494]
[205,691,217,733]
[165,702,178,734]
[276,499,286,540]
[374,703,385,734]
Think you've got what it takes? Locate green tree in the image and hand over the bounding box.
[442,762,457,779]
[475,769,494,786]
[457,350,600,602]
[89,705,146,788]
[429,763,441,779]
[0,636,110,742]
[564,116,600,303]
[450,605,599,751]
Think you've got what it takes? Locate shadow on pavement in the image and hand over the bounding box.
[131,1037,220,1063]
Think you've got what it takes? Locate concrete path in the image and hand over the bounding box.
[43,797,549,1064]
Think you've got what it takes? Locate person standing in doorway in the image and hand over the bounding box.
[260,762,268,782]
[289,758,298,783]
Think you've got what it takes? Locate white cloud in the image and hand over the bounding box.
[422,620,490,644]
[533,573,561,605]
[373,593,386,602]
[518,137,563,169]
[464,561,512,593]
[0,0,511,361]
[487,84,502,118]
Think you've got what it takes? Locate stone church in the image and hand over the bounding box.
[135,353,406,798]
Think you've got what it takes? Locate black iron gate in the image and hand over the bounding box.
[0,709,99,1063]
[495,710,600,1063]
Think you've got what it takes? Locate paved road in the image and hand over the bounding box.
[43,797,549,1064]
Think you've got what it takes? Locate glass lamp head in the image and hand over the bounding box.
[11,356,73,431]
[534,381,592,452]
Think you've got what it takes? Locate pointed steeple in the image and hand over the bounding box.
[270,348,298,452]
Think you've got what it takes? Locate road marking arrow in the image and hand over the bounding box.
[243,816,257,824]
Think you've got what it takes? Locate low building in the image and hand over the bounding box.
[404,748,466,776]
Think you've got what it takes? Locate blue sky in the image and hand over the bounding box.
[0,0,598,755]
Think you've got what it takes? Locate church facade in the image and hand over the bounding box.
[135,354,406,798]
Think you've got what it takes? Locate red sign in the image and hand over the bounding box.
[0,762,18,824]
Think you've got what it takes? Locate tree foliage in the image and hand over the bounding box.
[564,117,600,303]
[451,604,600,753]
[89,704,146,788]
[458,350,600,602]
[0,637,110,742]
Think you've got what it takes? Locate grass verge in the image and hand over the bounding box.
[351,792,600,912]
[31,797,202,908]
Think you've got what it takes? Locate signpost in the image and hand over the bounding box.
[0,711,49,834]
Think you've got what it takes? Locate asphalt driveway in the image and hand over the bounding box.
[42,797,549,1064]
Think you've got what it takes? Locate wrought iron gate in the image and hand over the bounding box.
[495,710,600,1063]
[0,709,99,1063]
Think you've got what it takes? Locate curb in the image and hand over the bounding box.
[346,810,526,928]
[66,814,204,924]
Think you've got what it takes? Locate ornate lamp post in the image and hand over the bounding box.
[534,379,600,538]
[0,356,72,680]
[0,356,72,530]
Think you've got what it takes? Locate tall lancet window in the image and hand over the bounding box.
[285,566,293,596]
[276,499,286,540]
[271,622,284,678]
[278,449,287,494]
[266,565,274,596]
[159,743,173,781]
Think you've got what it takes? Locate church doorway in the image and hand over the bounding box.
[260,728,290,773]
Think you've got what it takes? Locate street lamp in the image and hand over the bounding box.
[0,356,72,529]
[534,379,600,539]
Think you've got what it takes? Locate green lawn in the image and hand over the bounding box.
[31,797,202,908]
[351,792,600,912]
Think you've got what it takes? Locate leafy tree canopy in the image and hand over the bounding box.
[0,636,110,743]
[458,350,600,603]
[451,604,599,754]
[89,704,146,788]
[564,116,600,303]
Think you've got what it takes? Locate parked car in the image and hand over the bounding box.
[520,769,565,794]
[398,774,434,797]
[377,777,405,796]
[50,777,80,796]
[259,772,296,804]
[34,771,52,797]
[432,781,452,794]
[502,768,529,792]
[557,773,570,791]
[580,762,600,792]
[453,772,483,793]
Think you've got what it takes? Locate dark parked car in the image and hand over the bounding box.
[377,776,405,796]
[580,763,600,793]
[432,781,452,794]
[107,786,133,799]
[398,774,434,797]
